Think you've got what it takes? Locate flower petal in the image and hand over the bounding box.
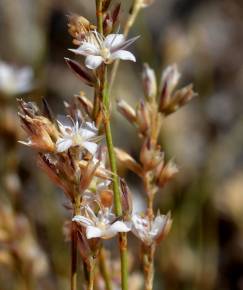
[83,141,98,155]
[72,215,94,227]
[86,226,102,239]
[80,128,96,140]
[85,55,103,70]
[104,34,125,49]
[56,138,73,152]
[110,221,131,233]
[111,50,136,62]
[69,43,99,56]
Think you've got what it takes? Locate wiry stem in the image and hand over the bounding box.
[109,0,142,93]
[101,65,129,290]
[96,0,103,34]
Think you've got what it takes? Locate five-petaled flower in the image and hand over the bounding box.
[131,212,172,245]
[69,30,138,70]
[73,206,131,239]
[56,120,99,154]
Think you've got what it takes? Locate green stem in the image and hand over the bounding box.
[99,248,113,290]
[96,0,103,34]
[101,66,128,290]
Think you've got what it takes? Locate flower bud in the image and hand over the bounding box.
[117,99,136,124]
[142,63,157,100]
[76,93,94,117]
[159,64,180,113]
[155,159,178,187]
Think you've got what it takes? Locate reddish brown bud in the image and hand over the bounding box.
[159,64,180,113]
[142,63,157,100]
[65,58,95,87]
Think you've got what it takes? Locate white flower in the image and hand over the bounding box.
[0,61,33,95]
[131,212,171,245]
[69,31,138,69]
[56,120,99,154]
[73,206,131,239]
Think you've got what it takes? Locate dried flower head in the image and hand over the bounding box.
[132,212,172,245]
[73,206,130,239]
[70,31,138,69]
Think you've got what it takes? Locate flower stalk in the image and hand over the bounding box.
[100,65,128,290]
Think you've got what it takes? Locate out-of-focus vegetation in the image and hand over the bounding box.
[1,0,243,290]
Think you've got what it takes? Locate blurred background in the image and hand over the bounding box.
[1,0,243,289]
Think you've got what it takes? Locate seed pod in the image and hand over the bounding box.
[142,63,157,101]
[117,99,137,124]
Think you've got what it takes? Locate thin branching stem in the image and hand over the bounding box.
[100,65,129,290]
[96,0,103,34]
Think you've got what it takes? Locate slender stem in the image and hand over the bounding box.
[96,0,103,34]
[101,65,128,290]
[109,0,142,93]
[99,248,113,290]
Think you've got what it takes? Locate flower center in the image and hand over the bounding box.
[72,133,84,146]
[100,47,111,61]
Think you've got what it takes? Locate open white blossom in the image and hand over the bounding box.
[131,212,171,245]
[69,31,138,69]
[56,120,99,154]
[73,206,131,239]
[0,61,33,95]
